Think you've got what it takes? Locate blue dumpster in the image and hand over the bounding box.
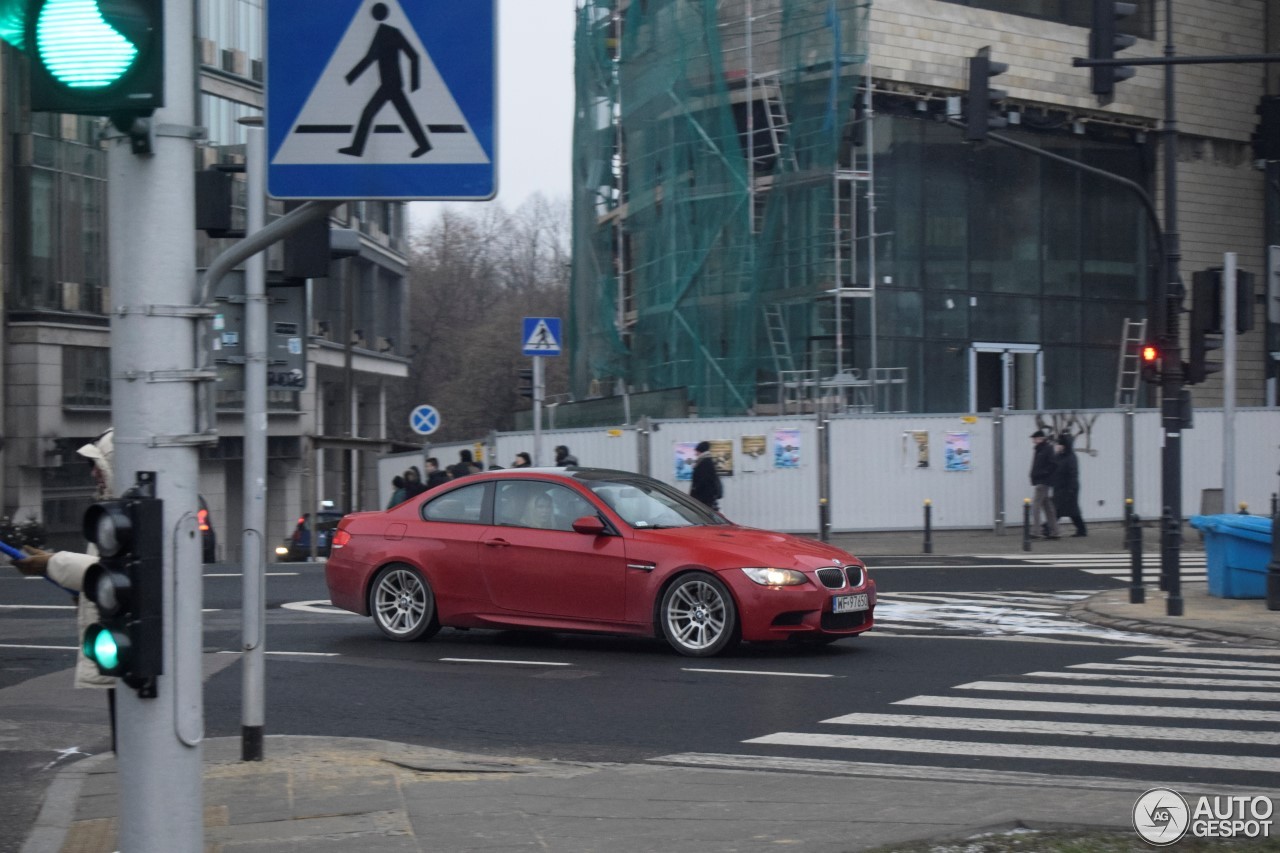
[1189,514,1274,599]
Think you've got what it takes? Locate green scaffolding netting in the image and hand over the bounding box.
[571,0,870,415]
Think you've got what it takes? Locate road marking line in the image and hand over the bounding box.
[1121,654,1280,668]
[957,680,1280,701]
[682,668,834,678]
[647,753,1251,792]
[206,572,301,578]
[818,712,1280,744]
[1157,647,1280,658]
[216,650,340,657]
[742,732,1280,772]
[0,643,77,651]
[895,695,1280,722]
[439,658,571,667]
[1071,661,1280,675]
[0,604,75,610]
[1025,670,1280,688]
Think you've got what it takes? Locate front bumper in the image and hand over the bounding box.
[725,572,877,641]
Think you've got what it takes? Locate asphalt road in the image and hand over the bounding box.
[2,549,1271,853]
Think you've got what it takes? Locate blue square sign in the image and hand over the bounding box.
[267,0,496,200]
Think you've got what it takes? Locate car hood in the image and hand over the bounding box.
[634,524,861,570]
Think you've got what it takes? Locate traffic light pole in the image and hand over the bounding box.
[106,0,204,848]
[1157,0,1185,617]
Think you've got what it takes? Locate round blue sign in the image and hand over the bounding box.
[409,404,441,436]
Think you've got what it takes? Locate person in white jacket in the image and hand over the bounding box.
[10,429,116,691]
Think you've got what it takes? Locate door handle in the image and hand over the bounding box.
[482,538,509,547]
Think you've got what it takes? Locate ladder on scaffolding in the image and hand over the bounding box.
[764,304,813,413]
[758,76,799,173]
[1114,317,1148,407]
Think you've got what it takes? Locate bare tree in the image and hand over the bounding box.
[392,196,570,442]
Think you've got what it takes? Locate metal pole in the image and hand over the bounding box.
[240,122,267,761]
[1022,498,1032,551]
[533,357,545,465]
[1128,501,1145,604]
[1269,457,1280,610]
[1223,252,1237,513]
[922,499,933,554]
[1159,0,1185,617]
[107,0,202,847]
[992,408,1005,534]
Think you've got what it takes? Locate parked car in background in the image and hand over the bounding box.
[276,510,344,561]
[199,496,216,563]
[324,468,876,656]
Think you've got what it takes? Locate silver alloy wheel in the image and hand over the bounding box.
[661,574,737,656]
[371,565,438,641]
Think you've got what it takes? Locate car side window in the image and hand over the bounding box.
[495,482,595,532]
[423,483,485,523]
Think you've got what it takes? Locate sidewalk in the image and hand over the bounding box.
[23,524,1280,853]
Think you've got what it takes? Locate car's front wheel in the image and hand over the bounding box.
[370,564,440,641]
[660,573,739,657]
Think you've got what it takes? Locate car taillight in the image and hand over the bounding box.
[198,508,210,532]
[331,529,351,549]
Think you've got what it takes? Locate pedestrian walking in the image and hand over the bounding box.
[1051,433,1087,537]
[1029,429,1059,539]
[554,445,578,467]
[690,440,723,511]
[387,475,407,508]
[450,450,482,479]
[512,452,532,468]
[402,466,427,499]
[425,457,450,489]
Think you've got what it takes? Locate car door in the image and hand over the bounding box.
[479,481,627,621]
[409,482,492,609]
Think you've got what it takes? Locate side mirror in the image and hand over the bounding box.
[571,515,607,535]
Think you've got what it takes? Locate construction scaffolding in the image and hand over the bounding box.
[571,0,894,416]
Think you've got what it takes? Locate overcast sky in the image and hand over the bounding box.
[408,1,579,232]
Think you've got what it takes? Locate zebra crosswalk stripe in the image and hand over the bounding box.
[893,695,1280,723]
[957,680,1279,701]
[742,732,1280,773]
[1022,670,1280,689]
[816,712,1280,745]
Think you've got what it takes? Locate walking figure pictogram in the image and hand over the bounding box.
[338,2,432,158]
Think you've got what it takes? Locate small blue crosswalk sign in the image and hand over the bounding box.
[409,404,441,436]
[522,317,562,357]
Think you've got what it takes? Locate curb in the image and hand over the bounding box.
[21,750,114,853]
[1067,598,1280,648]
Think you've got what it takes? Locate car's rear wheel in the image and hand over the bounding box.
[660,573,738,657]
[370,564,440,641]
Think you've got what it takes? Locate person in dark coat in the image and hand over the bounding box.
[425,457,450,489]
[387,475,407,508]
[554,445,578,466]
[512,452,532,468]
[1029,429,1059,539]
[450,450,481,479]
[1051,433,1086,537]
[690,440,723,511]
[402,466,428,498]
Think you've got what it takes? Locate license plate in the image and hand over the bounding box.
[832,593,869,614]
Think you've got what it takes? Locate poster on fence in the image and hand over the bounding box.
[773,428,801,468]
[674,442,697,481]
[709,439,734,477]
[944,431,972,472]
[904,430,929,468]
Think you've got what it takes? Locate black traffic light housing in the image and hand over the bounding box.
[25,0,165,119]
[1253,96,1280,162]
[517,368,534,400]
[965,46,1008,142]
[1089,0,1137,103]
[1187,268,1223,385]
[81,471,163,697]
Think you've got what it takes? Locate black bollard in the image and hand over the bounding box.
[1022,498,1032,552]
[819,498,830,543]
[923,499,933,554]
[1128,507,1144,604]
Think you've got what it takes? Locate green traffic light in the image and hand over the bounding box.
[83,624,123,673]
[34,0,138,89]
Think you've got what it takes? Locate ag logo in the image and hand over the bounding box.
[1133,787,1190,845]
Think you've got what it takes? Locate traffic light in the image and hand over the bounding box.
[517,367,534,400]
[1089,0,1136,103]
[1253,95,1280,162]
[25,0,164,119]
[1187,268,1223,385]
[81,472,163,697]
[965,46,1007,142]
[1139,343,1161,384]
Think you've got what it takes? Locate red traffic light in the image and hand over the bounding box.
[1141,344,1159,363]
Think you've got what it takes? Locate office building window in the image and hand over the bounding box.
[63,347,111,407]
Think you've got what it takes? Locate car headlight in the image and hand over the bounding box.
[741,567,808,586]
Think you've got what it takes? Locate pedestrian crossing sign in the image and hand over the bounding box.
[522,317,562,357]
[266,0,495,200]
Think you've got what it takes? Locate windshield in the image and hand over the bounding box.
[587,477,725,529]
